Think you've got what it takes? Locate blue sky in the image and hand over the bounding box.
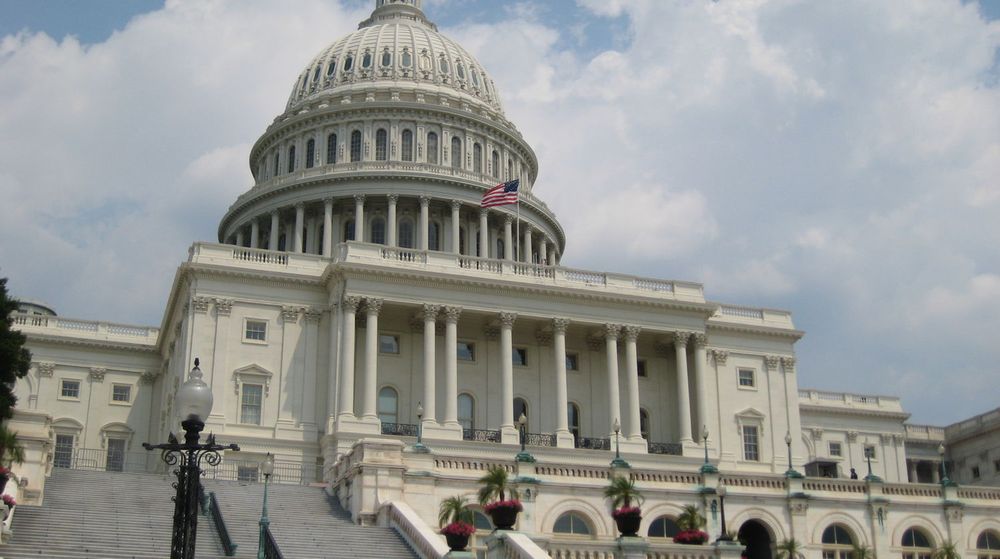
[1,0,999,426]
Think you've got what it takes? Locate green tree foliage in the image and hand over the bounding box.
[603,475,644,510]
[677,504,706,531]
[438,495,474,527]
[776,538,806,559]
[477,465,519,505]
[0,424,25,466]
[0,278,32,420]
[932,541,960,559]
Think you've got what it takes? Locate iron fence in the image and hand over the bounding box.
[524,432,556,447]
[576,437,611,450]
[463,429,501,442]
[380,422,419,437]
[53,447,159,473]
[648,442,683,456]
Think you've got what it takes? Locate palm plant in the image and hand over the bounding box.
[603,475,644,511]
[439,495,474,527]
[776,538,805,559]
[477,465,519,505]
[0,426,25,467]
[851,544,874,559]
[932,541,960,559]
[677,504,706,531]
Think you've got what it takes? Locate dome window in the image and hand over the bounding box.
[427,132,439,165]
[381,49,392,67]
[456,62,465,80]
[473,143,482,174]
[362,50,373,69]
[451,136,462,169]
[326,60,336,76]
[401,49,412,68]
[343,55,354,72]
[287,145,296,174]
[491,150,499,179]
[300,74,308,90]
[438,56,449,74]
[326,133,337,164]
[350,131,362,162]
[471,69,480,86]
[401,130,413,162]
[313,65,321,82]
[306,139,316,169]
[419,50,430,71]
[375,129,388,161]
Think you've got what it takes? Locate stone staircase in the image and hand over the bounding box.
[2,468,419,559]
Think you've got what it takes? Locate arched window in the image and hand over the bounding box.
[473,143,482,173]
[401,130,414,162]
[399,219,415,249]
[513,398,528,426]
[639,409,650,440]
[978,531,1000,559]
[327,133,337,164]
[456,62,466,80]
[821,525,854,559]
[438,56,450,74]
[427,132,439,164]
[377,387,398,425]
[491,150,499,178]
[401,49,412,68]
[362,50,372,68]
[471,68,480,86]
[326,60,336,76]
[305,138,315,169]
[568,403,580,443]
[648,516,681,539]
[273,152,280,177]
[458,393,475,431]
[901,528,933,559]
[375,129,388,161]
[312,65,321,82]
[507,158,513,180]
[429,221,441,251]
[381,49,391,67]
[287,145,296,173]
[371,217,386,245]
[344,220,355,242]
[553,512,591,536]
[350,130,362,162]
[451,136,462,169]
[343,54,354,72]
[496,238,505,259]
[473,511,492,531]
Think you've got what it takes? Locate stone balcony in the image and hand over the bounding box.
[9,313,158,348]
[798,389,908,417]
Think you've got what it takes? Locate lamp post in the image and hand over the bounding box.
[784,431,802,478]
[864,445,882,482]
[515,412,534,462]
[938,443,955,486]
[700,425,717,474]
[412,402,428,452]
[611,417,630,468]
[716,481,731,542]
[143,359,239,559]
[257,453,274,559]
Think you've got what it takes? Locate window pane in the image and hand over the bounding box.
[458,342,475,361]
[241,384,263,425]
[458,394,474,430]
[399,220,414,248]
[306,139,315,168]
[512,348,527,367]
[637,360,647,377]
[379,334,399,354]
[566,353,578,371]
[743,425,760,461]
[327,133,337,164]
[112,385,131,402]
[106,439,125,472]
[402,130,413,162]
[61,380,80,398]
[54,434,74,468]
[287,145,296,173]
[246,320,267,341]
[829,442,842,456]
[427,132,438,164]
[649,517,680,538]
[377,387,398,424]
[738,369,755,387]
[350,131,362,162]
[451,136,462,169]
[376,129,388,161]
[371,218,386,245]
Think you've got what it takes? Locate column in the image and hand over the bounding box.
[294,203,305,253]
[387,194,398,247]
[305,217,317,254]
[604,324,622,436]
[479,209,489,258]
[337,296,361,420]
[250,219,260,248]
[907,460,917,483]
[354,194,365,243]
[270,211,280,251]
[499,312,517,434]
[523,226,532,263]
[419,196,430,250]
[503,216,513,260]
[539,240,547,265]
[421,304,440,428]
[623,325,642,440]
[450,200,461,254]
[674,331,693,443]
[322,199,333,256]
[692,333,709,439]
[361,298,383,421]
[932,462,940,483]
[302,308,321,430]
[442,306,462,428]
[236,229,244,247]
[553,318,572,447]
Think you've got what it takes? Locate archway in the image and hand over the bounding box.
[739,520,774,559]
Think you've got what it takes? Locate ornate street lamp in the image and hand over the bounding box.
[700,425,718,474]
[784,431,803,478]
[257,453,274,559]
[412,402,428,452]
[143,359,239,559]
[610,417,629,468]
[938,443,956,486]
[716,481,731,542]
[864,444,882,483]
[515,412,534,463]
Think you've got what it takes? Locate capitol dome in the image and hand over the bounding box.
[218,0,565,266]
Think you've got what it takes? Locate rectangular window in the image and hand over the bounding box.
[972,465,981,479]
[245,320,267,342]
[457,342,475,361]
[60,379,81,399]
[994,459,1000,473]
[240,384,263,425]
[637,359,647,378]
[864,445,876,460]
[238,465,259,483]
[106,439,126,472]
[512,348,527,367]
[112,384,132,403]
[742,425,760,461]
[54,434,74,468]
[829,441,842,457]
[379,334,400,354]
[738,368,755,388]
[565,353,579,371]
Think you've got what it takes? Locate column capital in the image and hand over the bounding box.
[342,295,362,313]
[523,224,533,234]
[480,207,489,218]
[213,298,233,316]
[504,215,513,226]
[450,199,461,211]
[354,193,366,204]
[420,303,440,322]
[552,317,570,333]
[295,202,305,210]
[711,349,729,365]
[622,325,641,342]
[765,355,781,371]
[323,197,334,206]
[781,356,796,373]
[846,430,859,442]
[673,331,690,347]
[271,208,281,216]
[419,195,431,207]
[365,297,384,316]
[281,306,301,322]
[387,193,399,203]
[603,323,620,340]
[89,367,106,383]
[442,306,462,324]
[693,333,708,348]
[304,307,324,323]
[498,312,517,328]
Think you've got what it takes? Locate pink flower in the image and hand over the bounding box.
[612,506,641,519]
[2,494,16,507]
[0,466,10,477]
[483,500,523,513]
[674,529,709,545]
[441,522,476,537]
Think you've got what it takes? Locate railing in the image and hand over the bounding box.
[232,247,289,266]
[463,428,501,442]
[382,422,419,437]
[10,313,158,340]
[380,500,449,559]
[798,389,901,408]
[261,525,283,559]
[201,458,320,486]
[498,531,551,559]
[511,262,555,279]
[801,479,866,494]
[632,278,674,292]
[458,256,503,273]
[563,269,606,285]
[53,448,157,473]
[524,432,556,447]
[576,437,611,450]
[381,247,427,264]
[718,305,764,319]
[206,491,238,556]
[648,442,683,456]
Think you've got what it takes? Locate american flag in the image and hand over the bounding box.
[481,179,520,208]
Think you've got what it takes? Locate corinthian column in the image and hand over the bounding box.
[674,331,693,443]
[387,194,398,247]
[354,194,365,243]
[270,211,280,250]
[604,324,622,437]
[553,318,573,448]
[692,333,709,440]
[360,298,383,422]
[421,304,440,429]
[294,203,305,252]
[450,200,461,254]
[623,325,642,441]
[442,306,462,429]
[499,312,517,442]
[479,208,489,258]
[322,199,333,256]
[523,226,532,263]
[503,216,513,260]
[250,219,260,248]
[419,196,430,250]
[337,296,361,421]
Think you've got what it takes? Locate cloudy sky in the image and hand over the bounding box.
[1,0,998,426]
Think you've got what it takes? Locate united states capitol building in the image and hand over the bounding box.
[6,1,1000,558]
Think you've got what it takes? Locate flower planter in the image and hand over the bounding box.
[613,511,641,537]
[674,529,710,545]
[484,501,522,530]
[445,532,470,551]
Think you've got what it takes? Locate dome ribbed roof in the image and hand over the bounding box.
[285,0,504,115]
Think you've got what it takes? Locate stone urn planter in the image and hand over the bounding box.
[484,500,522,530]
[612,506,642,537]
[441,522,475,551]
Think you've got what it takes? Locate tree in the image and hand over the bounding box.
[477,465,519,505]
[776,538,805,559]
[603,475,644,510]
[0,278,32,420]
[677,504,706,531]
[851,544,874,559]
[0,424,25,466]
[932,541,960,559]
[439,495,474,527]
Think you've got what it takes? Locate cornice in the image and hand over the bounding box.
[23,332,159,354]
[798,402,911,421]
[706,320,805,340]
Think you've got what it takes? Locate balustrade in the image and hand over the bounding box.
[463,428,501,443]
[648,442,683,456]
[524,432,556,447]
[718,305,764,319]
[381,422,419,437]
[576,437,611,450]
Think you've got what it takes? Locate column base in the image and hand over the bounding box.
[617,536,649,559]
[617,438,648,454]
[555,431,575,449]
[500,426,520,445]
[335,414,381,435]
[423,422,463,441]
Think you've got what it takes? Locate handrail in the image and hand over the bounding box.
[500,531,551,559]
[262,525,283,559]
[379,500,449,559]
[206,491,238,557]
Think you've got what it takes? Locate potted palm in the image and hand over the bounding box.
[851,544,874,559]
[439,496,476,551]
[478,465,521,530]
[776,538,805,559]
[674,504,709,544]
[604,476,644,537]
[0,426,25,495]
[932,541,960,559]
